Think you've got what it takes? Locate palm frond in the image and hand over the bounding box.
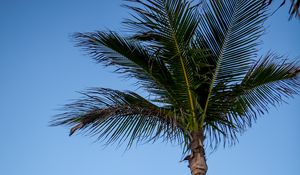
[73,31,178,105]
[235,53,299,118]
[199,0,268,127]
[204,53,300,148]
[51,88,186,148]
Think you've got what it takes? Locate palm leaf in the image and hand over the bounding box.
[51,88,186,148]
[204,53,300,147]
[73,31,178,106]
[199,0,268,127]
[235,53,299,119]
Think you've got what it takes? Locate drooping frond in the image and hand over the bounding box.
[51,88,186,148]
[235,53,299,117]
[204,53,300,148]
[73,31,178,105]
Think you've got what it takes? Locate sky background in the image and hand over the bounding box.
[0,1,299,175]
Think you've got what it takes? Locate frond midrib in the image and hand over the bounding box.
[162,1,197,129]
[200,1,238,128]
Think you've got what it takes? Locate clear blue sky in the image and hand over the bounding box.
[0,1,299,175]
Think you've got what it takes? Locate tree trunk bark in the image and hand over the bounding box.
[188,132,208,175]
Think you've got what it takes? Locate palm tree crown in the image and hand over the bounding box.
[51,0,299,174]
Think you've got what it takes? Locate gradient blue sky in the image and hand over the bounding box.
[0,1,299,175]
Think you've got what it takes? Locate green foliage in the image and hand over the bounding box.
[52,0,300,153]
[52,88,187,149]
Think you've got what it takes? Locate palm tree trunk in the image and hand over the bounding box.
[188,132,208,175]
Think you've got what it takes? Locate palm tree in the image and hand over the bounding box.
[51,0,300,175]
